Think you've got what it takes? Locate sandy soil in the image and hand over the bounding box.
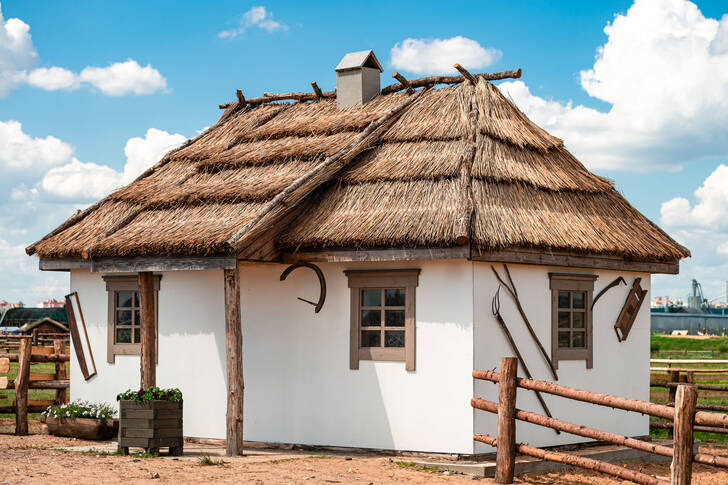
[2,430,728,484]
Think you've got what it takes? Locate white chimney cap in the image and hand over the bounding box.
[335,50,383,73]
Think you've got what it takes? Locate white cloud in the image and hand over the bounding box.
[218,6,287,39]
[0,3,166,97]
[497,0,728,172]
[0,4,37,96]
[0,120,73,175]
[122,128,186,183]
[41,158,121,200]
[79,59,167,96]
[717,241,728,257]
[26,66,79,90]
[390,36,501,75]
[661,164,728,230]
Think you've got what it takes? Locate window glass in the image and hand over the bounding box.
[385,331,405,347]
[558,332,570,348]
[558,291,570,308]
[573,312,585,328]
[117,310,132,326]
[134,328,140,344]
[572,331,586,348]
[361,330,381,347]
[558,312,570,328]
[361,289,381,307]
[117,292,133,308]
[116,328,131,343]
[385,289,405,306]
[361,310,381,327]
[573,292,585,309]
[385,310,405,327]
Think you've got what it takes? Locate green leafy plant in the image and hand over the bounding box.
[42,399,116,420]
[199,455,226,466]
[117,386,182,402]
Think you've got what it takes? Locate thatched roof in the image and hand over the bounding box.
[27,71,689,265]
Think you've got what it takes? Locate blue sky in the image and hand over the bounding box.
[1,0,727,304]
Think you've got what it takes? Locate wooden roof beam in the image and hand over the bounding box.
[311,81,323,100]
[454,64,477,85]
[392,72,414,95]
[380,68,521,95]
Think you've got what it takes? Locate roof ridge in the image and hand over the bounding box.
[228,87,430,255]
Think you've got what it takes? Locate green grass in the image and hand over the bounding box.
[0,360,69,420]
[199,455,227,466]
[392,461,441,473]
[650,334,728,443]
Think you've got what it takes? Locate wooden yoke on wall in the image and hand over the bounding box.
[614,278,648,342]
[65,292,97,380]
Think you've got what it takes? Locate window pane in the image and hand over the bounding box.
[361,310,381,327]
[361,289,381,307]
[558,331,570,348]
[385,288,405,306]
[116,291,133,308]
[572,331,586,348]
[573,311,585,328]
[116,310,132,326]
[134,309,140,325]
[116,328,131,343]
[385,310,405,327]
[385,330,405,347]
[361,330,381,347]
[134,292,140,307]
[134,327,140,344]
[558,312,570,329]
[558,291,570,308]
[573,292,585,309]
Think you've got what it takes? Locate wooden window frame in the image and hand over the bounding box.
[103,275,161,364]
[549,273,597,369]
[345,269,419,371]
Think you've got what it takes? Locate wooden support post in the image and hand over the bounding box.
[139,272,156,389]
[15,337,31,436]
[667,370,678,438]
[454,63,477,85]
[53,340,67,404]
[236,89,245,106]
[311,82,323,100]
[671,384,697,485]
[496,357,518,484]
[224,266,244,456]
[392,72,414,94]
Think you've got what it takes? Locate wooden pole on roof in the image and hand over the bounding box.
[139,272,156,389]
[454,64,478,85]
[392,72,414,95]
[311,82,323,100]
[224,266,244,456]
[236,90,246,106]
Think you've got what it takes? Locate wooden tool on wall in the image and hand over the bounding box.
[614,278,648,342]
[65,292,97,380]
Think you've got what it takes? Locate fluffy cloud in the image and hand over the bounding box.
[498,0,728,172]
[79,60,167,96]
[0,4,36,96]
[0,120,73,178]
[390,36,501,75]
[122,128,186,183]
[41,158,121,200]
[0,4,166,97]
[661,164,728,231]
[218,6,287,39]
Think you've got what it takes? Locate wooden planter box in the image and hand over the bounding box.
[118,400,183,456]
[42,416,118,441]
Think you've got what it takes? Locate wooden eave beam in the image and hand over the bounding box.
[472,248,680,275]
[281,246,471,263]
[38,255,237,272]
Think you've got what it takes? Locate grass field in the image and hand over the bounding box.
[650,334,728,443]
[0,360,69,425]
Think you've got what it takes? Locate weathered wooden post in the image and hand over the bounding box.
[53,339,67,404]
[139,272,156,389]
[15,337,32,435]
[667,370,679,438]
[224,266,244,456]
[495,357,518,484]
[671,384,697,485]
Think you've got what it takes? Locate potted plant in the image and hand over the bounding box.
[117,386,183,456]
[41,399,118,440]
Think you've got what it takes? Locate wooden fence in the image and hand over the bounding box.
[0,336,70,435]
[473,357,728,485]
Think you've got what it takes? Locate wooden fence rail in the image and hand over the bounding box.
[473,357,728,485]
[0,336,70,435]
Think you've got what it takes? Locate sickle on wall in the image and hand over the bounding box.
[279,262,327,313]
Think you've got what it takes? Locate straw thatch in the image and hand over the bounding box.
[27,73,689,264]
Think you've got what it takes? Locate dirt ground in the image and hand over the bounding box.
[3,429,728,484]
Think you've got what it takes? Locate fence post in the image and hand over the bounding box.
[53,340,67,404]
[14,337,32,436]
[495,357,518,484]
[667,370,679,438]
[671,384,697,485]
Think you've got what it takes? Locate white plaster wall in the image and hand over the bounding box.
[241,260,475,453]
[472,263,651,453]
[70,260,475,453]
[69,269,228,440]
